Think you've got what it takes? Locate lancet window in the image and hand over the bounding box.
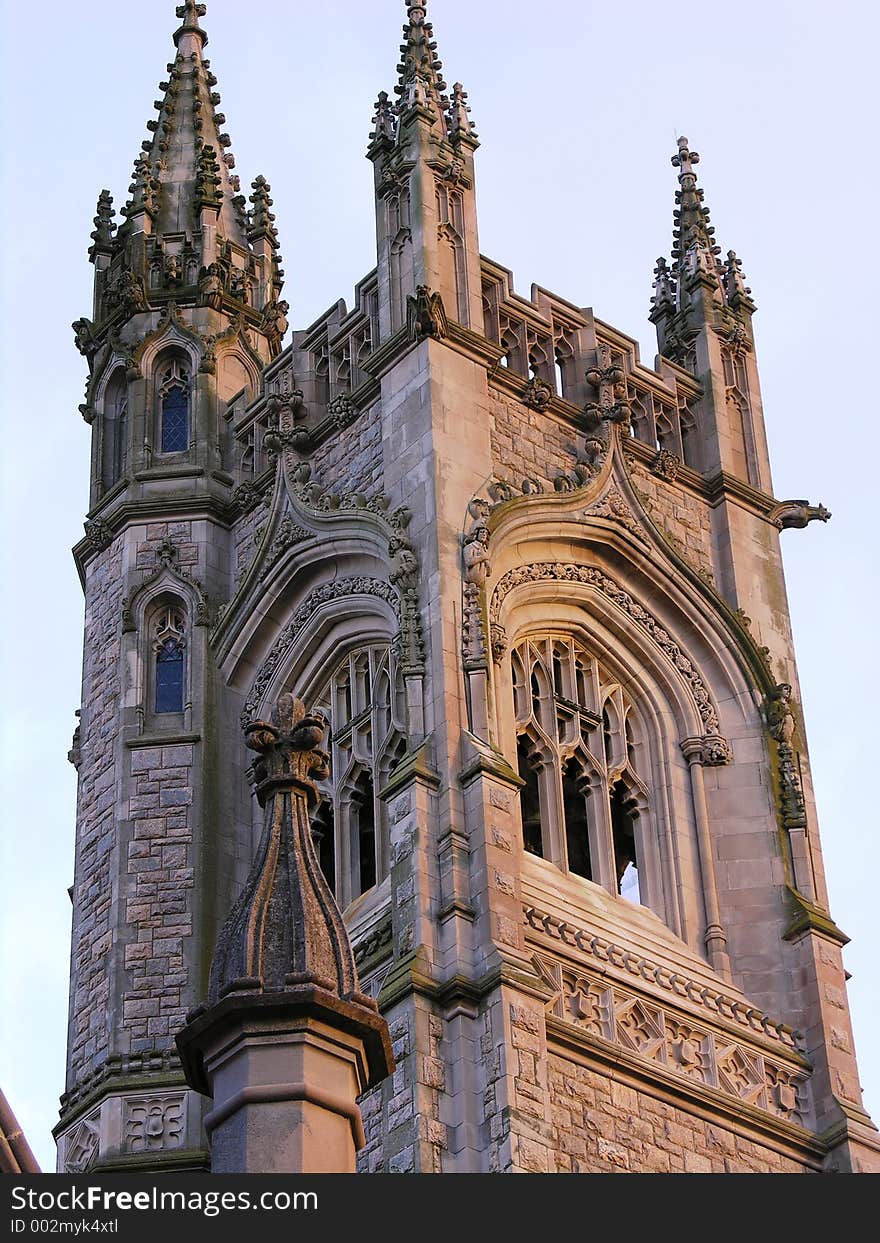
[152,603,186,715]
[158,356,191,454]
[512,635,648,905]
[313,646,407,908]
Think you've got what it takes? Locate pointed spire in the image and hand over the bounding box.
[670,136,724,294]
[88,190,117,263]
[395,2,449,130]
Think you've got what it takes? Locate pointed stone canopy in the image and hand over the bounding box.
[119,2,249,246]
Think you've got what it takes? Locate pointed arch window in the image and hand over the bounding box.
[158,357,191,454]
[153,604,186,714]
[512,635,649,906]
[311,645,407,908]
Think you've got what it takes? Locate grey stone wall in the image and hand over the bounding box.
[489,392,576,489]
[68,541,124,1086]
[312,405,384,497]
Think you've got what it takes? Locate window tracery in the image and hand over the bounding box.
[152,604,186,715]
[312,646,406,908]
[512,635,648,906]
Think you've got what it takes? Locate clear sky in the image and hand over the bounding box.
[1,0,877,1171]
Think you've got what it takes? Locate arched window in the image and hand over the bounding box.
[158,356,191,454]
[152,603,186,715]
[512,635,648,905]
[312,645,406,908]
[102,370,128,490]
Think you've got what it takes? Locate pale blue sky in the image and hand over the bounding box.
[1,0,877,1170]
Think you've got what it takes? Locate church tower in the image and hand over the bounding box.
[60,1,879,1174]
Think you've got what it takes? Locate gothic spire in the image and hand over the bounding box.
[669,137,723,296]
[120,2,249,246]
[395,2,449,132]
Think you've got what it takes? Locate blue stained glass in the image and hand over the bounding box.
[156,638,184,713]
[161,385,189,453]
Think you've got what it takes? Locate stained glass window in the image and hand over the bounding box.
[161,385,189,453]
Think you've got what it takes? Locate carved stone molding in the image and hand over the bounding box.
[242,578,401,728]
[121,538,211,633]
[491,563,721,734]
[582,488,646,542]
[261,517,312,578]
[525,914,802,1051]
[534,949,808,1126]
[62,1110,100,1174]
[123,1093,185,1154]
[83,518,115,552]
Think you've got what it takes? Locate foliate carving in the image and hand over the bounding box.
[526,914,802,1051]
[554,435,607,493]
[770,500,832,531]
[490,622,508,663]
[584,343,631,430]
[63,1112,100,1173]
[536,943,810,1122]
[583,488,645,541]
[261,517,312,578]
[522,375,553,412]
[242,579,401,727]
[683,734,733,767]
[83,518,114,552]
[492,564,721,734]
[652,448,682,481]
[124,1095,184,1154]
[406,285,448,341]
[328,394,355,427]
[232,481,265,516]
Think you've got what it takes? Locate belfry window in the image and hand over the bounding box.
[153,605,186,714]
[313,646,406,908]
[158,358,191,454]
[512,635,648,904]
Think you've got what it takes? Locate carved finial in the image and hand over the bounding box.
[447,82,478,146]
[650,256,676,310]
[194,144,222,208]
[722,249,755,313]
[174,0,208,49]
[89,190,117,263]
[369,91,397,149]
[205,696,361,1005]
[671,136,700,179]
[395,0,448,125]
[248,175,280,249]
[668,135,724,298]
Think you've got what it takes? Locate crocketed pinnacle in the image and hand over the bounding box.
[88,190,117,263]
[370,2,478,155]
[120,2,248,246]
[669,137,723,292]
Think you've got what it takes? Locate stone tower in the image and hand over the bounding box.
[59,1,879,1174]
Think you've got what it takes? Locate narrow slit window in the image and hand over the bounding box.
[517,736,544,858]
[562,760,592,881]
[611,781,640,904]
[354,772,377,895]
[153,605,186,715]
